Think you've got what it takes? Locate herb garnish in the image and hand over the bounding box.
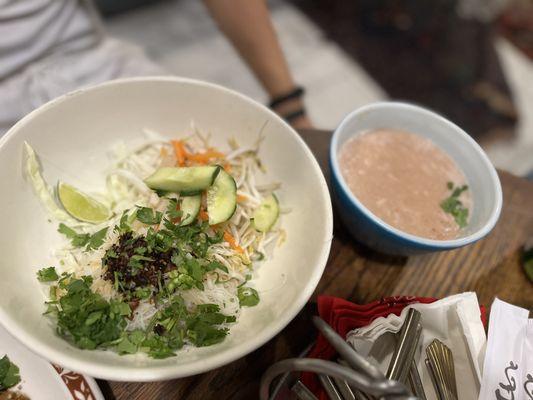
[145,296,233,357]
[103,208,226,300]
[440,182,469,228]
[36,266,59,282]
[166,199,182,220]
[107,295,235,359]
[88,227,109,250]
[58,223,108,250]
[41,205,253,359]
[136,206,163,225]
[40,272,237,358]
[237,286,260,307]
[0,355,21,391]
[116,330,145,355]
[46,275,131,350]
[115,210,135,234]
[165,258,226,293]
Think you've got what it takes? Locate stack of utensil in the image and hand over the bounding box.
[260,310,459,400]
[386,308,425,400]
[425,339,458,400]
[260,316,415,400]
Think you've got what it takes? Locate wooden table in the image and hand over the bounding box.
[101,129,533,400]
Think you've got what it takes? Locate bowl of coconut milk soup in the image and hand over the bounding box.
[330,102,502,255]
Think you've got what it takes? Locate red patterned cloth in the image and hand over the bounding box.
[300,295,487,400]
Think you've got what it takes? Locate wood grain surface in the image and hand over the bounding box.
[100,129,533,400]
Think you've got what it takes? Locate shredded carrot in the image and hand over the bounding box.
[207,148,225,158]
[199,209,209,221]
[186,154,209,165]
[187,149,225,164]
[223,163,232,172]
[223,230,244,253]
[171,140,187,166]
[237,194,247,203]
[160,147,168,158]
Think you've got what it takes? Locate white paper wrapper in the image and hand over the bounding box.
[479,298,533,400]
[346,292,486,400]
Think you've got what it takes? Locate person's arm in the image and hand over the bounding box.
[202,0,312,128]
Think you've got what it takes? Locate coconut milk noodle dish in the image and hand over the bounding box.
[339,128,471,240]
[25,126,285,359]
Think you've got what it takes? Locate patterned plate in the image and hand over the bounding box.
[0,324,103,400]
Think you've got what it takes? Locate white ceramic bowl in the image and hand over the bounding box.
[0,77,333,381]
[330,102,502,255]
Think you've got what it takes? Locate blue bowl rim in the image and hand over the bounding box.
[330,101,503,249]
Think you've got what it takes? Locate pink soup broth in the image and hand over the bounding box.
[338,129,471,240]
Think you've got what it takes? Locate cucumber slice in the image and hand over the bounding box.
[179,194,201,226]
[144,166,220,193]
[252,194,279,232]
[207,169,237,225]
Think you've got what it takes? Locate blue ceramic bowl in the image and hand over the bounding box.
[330,102,503,255]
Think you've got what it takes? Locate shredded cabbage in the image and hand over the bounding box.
[23,141,76,223]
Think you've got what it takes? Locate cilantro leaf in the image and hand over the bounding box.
[117,336,137,355]
[440,183,469,228]
[166,199,182,220]
[238,286,260,307]
[129,330,146,345]
[58,224,108,251]
[185,258,204,282]
[116,330,148,355]
[140,295,234,356]
[87,227,108,250]
[206,261,228,274]
[225,315,237,323]
[139,296,189,358]
[55,277,130,350]
[58,223,90,247]
[115,210,134,234]
[37,267,59,282]
[196,304,220,313]
[134,287,152,300]
[184,303,233,347]
[117,329,146,355]
[186,321,227,347]
[0,355,21,391]
[141,335,179,359]
[136,207,163,225]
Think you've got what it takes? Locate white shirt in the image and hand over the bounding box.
[0,0,165,134]
[0,0,101,80]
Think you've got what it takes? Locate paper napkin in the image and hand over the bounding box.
[479,298,533,400]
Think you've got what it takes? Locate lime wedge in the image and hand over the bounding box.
[57,182,111,224]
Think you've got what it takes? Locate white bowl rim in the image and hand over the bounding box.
[0,76,333,381]
[330,101,503,248]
